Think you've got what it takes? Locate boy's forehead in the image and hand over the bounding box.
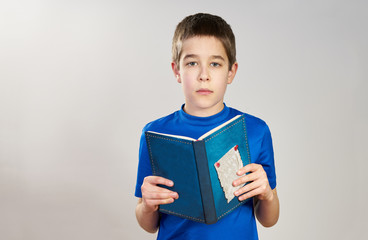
[180,36,227,60]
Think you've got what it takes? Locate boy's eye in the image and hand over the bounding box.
[210,62,221,67]
[186,62,198,66]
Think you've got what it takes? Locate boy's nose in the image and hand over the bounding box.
[199,67,210,81]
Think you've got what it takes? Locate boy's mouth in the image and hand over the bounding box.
[196,88,213,95]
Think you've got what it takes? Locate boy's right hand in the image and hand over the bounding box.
[141,176,179,213]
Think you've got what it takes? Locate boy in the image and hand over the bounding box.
[135,13,279,239]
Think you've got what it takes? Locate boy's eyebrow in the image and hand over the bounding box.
[210,55,226,61]
[182,54,226,61]
[182,54,199,60]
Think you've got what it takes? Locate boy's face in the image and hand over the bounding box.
[172,36,238,117]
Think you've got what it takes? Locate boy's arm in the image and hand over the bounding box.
[136,198,160,233]
[254,188,279,227]
[135,176,179,233]
[233,163,279,227]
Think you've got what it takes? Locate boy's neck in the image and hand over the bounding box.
[183,103,225,117]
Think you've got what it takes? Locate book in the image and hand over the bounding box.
[145,114,251,224]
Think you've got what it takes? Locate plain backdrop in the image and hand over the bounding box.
[1,0,367,239]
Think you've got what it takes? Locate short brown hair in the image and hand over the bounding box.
[172,13,236,70]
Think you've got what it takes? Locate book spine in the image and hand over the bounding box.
[192,140,217,224]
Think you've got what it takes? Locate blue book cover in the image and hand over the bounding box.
[145,114,251,224]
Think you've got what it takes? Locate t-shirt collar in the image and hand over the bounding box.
[178,103,230,126]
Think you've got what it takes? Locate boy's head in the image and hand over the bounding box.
[172,13,236,70]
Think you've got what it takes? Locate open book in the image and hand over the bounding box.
[145,114,251,224]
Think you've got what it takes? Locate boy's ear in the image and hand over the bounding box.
[227,62,238,84]
[171,62,181,83]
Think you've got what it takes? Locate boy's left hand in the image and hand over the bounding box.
[232,163,273,202]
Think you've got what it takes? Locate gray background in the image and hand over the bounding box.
[1,0,367,239]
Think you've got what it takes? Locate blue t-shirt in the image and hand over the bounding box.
[135,104,276,240]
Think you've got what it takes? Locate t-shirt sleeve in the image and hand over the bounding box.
[258,124,277,189]
[134,127,153,198]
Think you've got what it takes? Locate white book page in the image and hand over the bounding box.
[147,115,242,142]
[198,115,242,140]
[146,131,196,141]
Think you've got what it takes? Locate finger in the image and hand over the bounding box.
[237,188,264,201]
[142,183,174,193]
[144,176,175,187]
[141,184,179,199]
[145,197,176,207]
[144,190,179,201]
[237,163,261,176]
[234,180,262,197]
[233,171,260,187]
